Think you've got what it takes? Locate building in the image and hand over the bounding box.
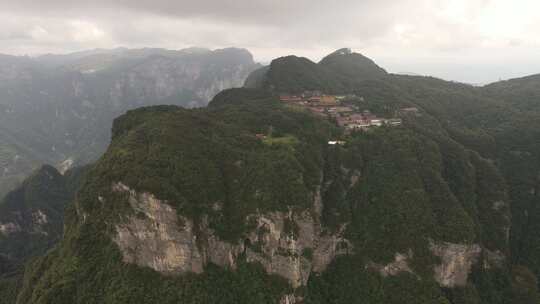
[386,118,403,126]
[347,120,371,130]
[370,119,383,127]
[280,95,303,102]
[308,96,322,103]
[320,95,338,105]
[399,107,420,116]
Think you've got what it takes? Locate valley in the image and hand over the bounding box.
[0,47,260,197]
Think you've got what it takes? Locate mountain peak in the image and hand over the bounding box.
[328,48,353,56]
[319,48,387,81]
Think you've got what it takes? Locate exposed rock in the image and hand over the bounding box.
[112,183,204,274]
[32,210,48,226]
[112,182,351,288]
[312,229,351,273]
[0,222,21,236]
[430,242,481,287]
[31,210,49,235]
[245,211,313,288]
[368,251,415,277]
[280,294,299,304]
[242,200,351,287]
[58,158,75,175]
[0,48,259,197]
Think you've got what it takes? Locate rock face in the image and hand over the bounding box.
[0,47,260,197]
[112,182,351,287]
[430,242,482,287]
[113,182,205,274]
[244,210,350,287]
[0,222,21,236]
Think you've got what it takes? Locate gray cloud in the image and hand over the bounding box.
[0,0,539,83]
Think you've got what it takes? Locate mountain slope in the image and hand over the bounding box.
[0,47,260,197]
[15,83,538,304]
[0,165,88,303]
[318,48,387,82]
[246,48,387,93]
[10,49,540,304]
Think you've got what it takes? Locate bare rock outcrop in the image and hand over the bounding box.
[0,222,21,236]
[430,241,481,287]
[112,182,204,274]
[111,182,351,288]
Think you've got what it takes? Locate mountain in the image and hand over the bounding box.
[0,165,88,303]
[483,74,540,111]
[318,48,387,82]
[8,49,540,304]
[0,47,260,197]
[244,48,387,93]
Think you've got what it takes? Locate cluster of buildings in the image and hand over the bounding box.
[335,111,402,130]
[279,91,408,131]
[279,91,352,107]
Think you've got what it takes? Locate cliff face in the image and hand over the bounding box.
[430,242,482,288]
[111,181,498,293]
[112,182,206,274]
[0,48,259,198]
[112,181,351,289]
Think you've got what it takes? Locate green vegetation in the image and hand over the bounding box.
[10,49,540,304]
[0,47,259,200]
[262,135,299,147]
[256,49,387,94]
[19,84,530,303]
[305,256,449,304]
[0,165,89,304]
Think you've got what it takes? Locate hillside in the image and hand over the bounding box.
[7,49,540,304]
[245,48,387,94]
[14,84,540,304]
[318,48,387,82]
[0,47,260,197]
[0,165,88,303]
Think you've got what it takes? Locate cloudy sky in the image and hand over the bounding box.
[1,0,540,84]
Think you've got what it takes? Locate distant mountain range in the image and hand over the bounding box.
[0,47,260,197]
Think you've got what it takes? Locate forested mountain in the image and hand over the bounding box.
[0,47,260,197]
[244,48,386,93]
[4,49,540,304]
[0,165,88,303]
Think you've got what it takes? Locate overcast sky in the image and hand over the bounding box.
[1,0,540,84]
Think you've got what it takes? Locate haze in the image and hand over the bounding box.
[1,0,539,84]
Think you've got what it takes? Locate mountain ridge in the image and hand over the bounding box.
[244,48,387,94]
[0,47,260,197]
[4,48,540,304]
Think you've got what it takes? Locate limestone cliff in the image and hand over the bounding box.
[112,182,351,288]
